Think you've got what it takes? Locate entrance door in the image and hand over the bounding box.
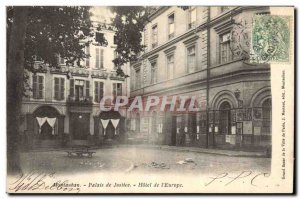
[220,102,231,134]
[41,121,53,140]
[70,113,90,140]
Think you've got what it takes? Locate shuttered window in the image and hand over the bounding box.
[85,80,90,97]
[70,79,74,97]
[100,49,104,69]
[32,75,44,99]
[113,83,122,97]
[94,81,104,103]
[54,77,65,100]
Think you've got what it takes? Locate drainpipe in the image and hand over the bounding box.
[206,7,211,148]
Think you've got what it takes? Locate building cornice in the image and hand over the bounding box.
[139,6,269,60]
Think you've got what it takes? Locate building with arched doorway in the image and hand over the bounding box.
[128,6,272,151]
[20,22,130,149]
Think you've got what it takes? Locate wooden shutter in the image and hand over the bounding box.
[100,82,104,101]
[54,77,59,100]
[38,76,44,99]
[100,49,104,68]
[95,48,100,69]
[32,75,37,99]
[60,78,65,100]
[113,83,116,97]
[85,80,90,97]
[70,79,74,97]
[94,81,99,102]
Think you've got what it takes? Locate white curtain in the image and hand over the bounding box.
[111,119,120,135]
[46,118,57,135]
[36,117,47,133]
[100,119,110,136]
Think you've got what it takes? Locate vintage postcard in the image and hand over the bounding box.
[6,6,294,194]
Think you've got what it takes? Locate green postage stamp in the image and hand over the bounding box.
[250,15,291,63]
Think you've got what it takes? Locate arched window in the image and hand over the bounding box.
[219,101,231,134]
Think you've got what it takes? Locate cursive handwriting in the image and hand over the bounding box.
[205,171,271,187]
[9,170,80,193]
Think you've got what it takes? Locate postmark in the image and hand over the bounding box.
[250,15,290,63]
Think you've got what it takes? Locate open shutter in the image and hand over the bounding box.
[32,75,37,99]
[54,77,59,100]
[70,79,74,97]
[61,78,65,100]
[85,80,90,97]
[100,49,104,68]
[100,82,104,101]
[94,81,99,102]
[38,76,44,99]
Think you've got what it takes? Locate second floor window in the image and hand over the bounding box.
[168,13,175,39]
[32,74,44,99]
[94,81,104,103]
[188,6,197,29]
[54,77,65,100]
[167,54,175,79]
[70,79,89,101]
[150,62,157,84]
[113,83,122,97]
[95,48,104,69]
[187,46,196,73]
[152,24,158,48]
[219,32,232,64]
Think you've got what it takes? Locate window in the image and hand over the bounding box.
[135,69,141,89]
[94,81,104,103]
[113,83,122,97]
[54,77,65,100]
[58,55,64,65]
[95,48,104,69]
[168,13,175,39]
[85,45,90,67]
[167,54,175,79]
[113,35,117,45]
[95,32,104,43]
[188,6,197,29]
[219,32,232,64]
[152,24,158,48]
[150,62,157,84]
[187,45,196,73]
[69,79,89,101]
[114,50,118,60]
[32,74,44,99]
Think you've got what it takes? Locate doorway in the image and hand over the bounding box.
[219,101,231,134]
[70,113,90,140]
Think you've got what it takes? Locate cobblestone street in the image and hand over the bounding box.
[20,146,271,176]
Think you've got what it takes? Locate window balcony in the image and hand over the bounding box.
[67,95,93,106]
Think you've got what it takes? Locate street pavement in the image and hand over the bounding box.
[19,146,270,176]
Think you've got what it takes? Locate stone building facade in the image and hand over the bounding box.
[20,22,130,148]
[129,6,272,150]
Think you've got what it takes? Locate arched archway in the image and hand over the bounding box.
[219,101,231,135]
[32,106,61,140]
[211,90,238,110]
